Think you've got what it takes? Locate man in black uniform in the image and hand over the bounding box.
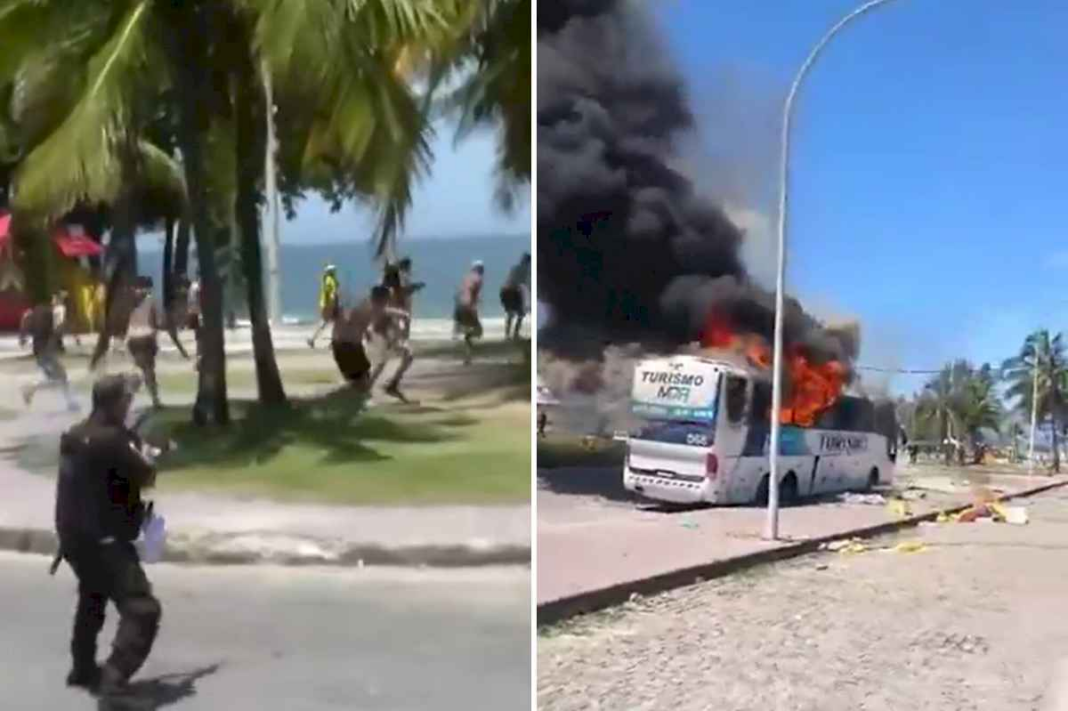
[55,374,162,696]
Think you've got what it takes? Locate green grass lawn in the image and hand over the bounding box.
[537,433,625,469]
[147,391,530,505]
[155,367,340,394]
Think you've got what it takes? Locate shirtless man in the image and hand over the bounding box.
[125,277,163,409]
[19,293,77,410]
[331,286,410,396]
[374,259,424,399]
[499,252,530,340]
[453,260,485,365]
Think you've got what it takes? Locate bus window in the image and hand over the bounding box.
[725,376,747,424]
[750,381,771,425]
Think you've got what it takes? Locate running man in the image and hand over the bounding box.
[19,293,77,410]
[499,252,530,340]
[453,260,485,365]
[366,269,417,401]
[330,286,410,392]
[125,277,164,409]
[308,264,340,348]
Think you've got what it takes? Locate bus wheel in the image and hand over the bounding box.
[754,475,770,506]
[781,473,799,506]
[866,468,880,491]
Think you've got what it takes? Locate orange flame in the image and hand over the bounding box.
[701,313,846,427]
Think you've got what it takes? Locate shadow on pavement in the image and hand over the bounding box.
[538,466,637,504]
[97,663,221,711]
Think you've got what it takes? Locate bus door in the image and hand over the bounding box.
[717,374,757,500]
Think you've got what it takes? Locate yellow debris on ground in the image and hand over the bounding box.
[838,539,868,555]
[891,540,928,554]
[886,499,911,519]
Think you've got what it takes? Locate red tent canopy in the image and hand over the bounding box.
[0,212,103,257]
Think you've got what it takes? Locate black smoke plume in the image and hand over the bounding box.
[537,0,858,370]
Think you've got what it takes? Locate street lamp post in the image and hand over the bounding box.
[767,0,904,540]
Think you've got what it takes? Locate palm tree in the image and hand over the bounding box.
[917,363,963,465]
[443,0,531,209]
[367,0,530,256]
[915,360,1002,465]
[1,0,473,422]
[1003,330,1068,473]
[954,362,1003,457]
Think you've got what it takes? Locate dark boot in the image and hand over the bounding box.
[66,663,101,691]
[95,663,129,697]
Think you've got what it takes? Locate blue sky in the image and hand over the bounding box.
[281,120,530,244]
[657,0,1068,396]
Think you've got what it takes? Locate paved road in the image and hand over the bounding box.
[0,554,530,710]
[539,489,1068,711]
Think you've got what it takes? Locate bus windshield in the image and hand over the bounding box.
[632,420,715,447]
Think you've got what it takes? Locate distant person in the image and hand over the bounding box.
[93,280,106,335]
[373,259,421,400]
[308,264,340,349]
[126,277,164,409]
[90,277,138,369]
[453,260,485,365]
[382,257,425,338]
[499,252,530,340]
[186,278,203,371]
[19,294,77,410]
[54,374,162,696]
[330,286,410,392]
[53,289,71,351]
[187,278,202,331]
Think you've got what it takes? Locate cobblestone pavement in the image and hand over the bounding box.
[538,489,1068,711]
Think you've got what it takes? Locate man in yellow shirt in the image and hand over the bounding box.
[308,264,340,349]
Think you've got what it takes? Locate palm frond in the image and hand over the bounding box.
[247,0,462,256]
[10,1,163,225]
[434,0,530,200]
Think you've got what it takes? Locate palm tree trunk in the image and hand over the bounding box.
[174,217,191,277]
[162,218,175,323]
[89,194,135,368]
[11,218,54,305]
[941,412,951,465]
[172,10,229,426]
[233,50,286,406]
[1052,413,1061,474]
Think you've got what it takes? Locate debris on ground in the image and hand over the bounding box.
[823,538,868,554]
[680,520,699,530]
[991,502,1029,525]
[948,501,1029,525]
[890,540,928,554]
[900,489,928,501]
[886,499,912,519]
[838,492,887,505]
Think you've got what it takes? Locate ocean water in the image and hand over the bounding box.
[139,234,530,323]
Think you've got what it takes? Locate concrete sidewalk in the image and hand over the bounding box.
[537,465,1067,620]
[0,396,530,568]
[0,460,530,566]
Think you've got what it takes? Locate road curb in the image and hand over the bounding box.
[537,478,1068,627]
[0,526,531,569]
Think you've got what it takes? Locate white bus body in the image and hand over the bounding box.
[622,354,897,505]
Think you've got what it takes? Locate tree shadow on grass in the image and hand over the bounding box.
[158,388,479,471]
[435,363,531,404]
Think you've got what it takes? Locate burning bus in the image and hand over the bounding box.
[622,350,898,506]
